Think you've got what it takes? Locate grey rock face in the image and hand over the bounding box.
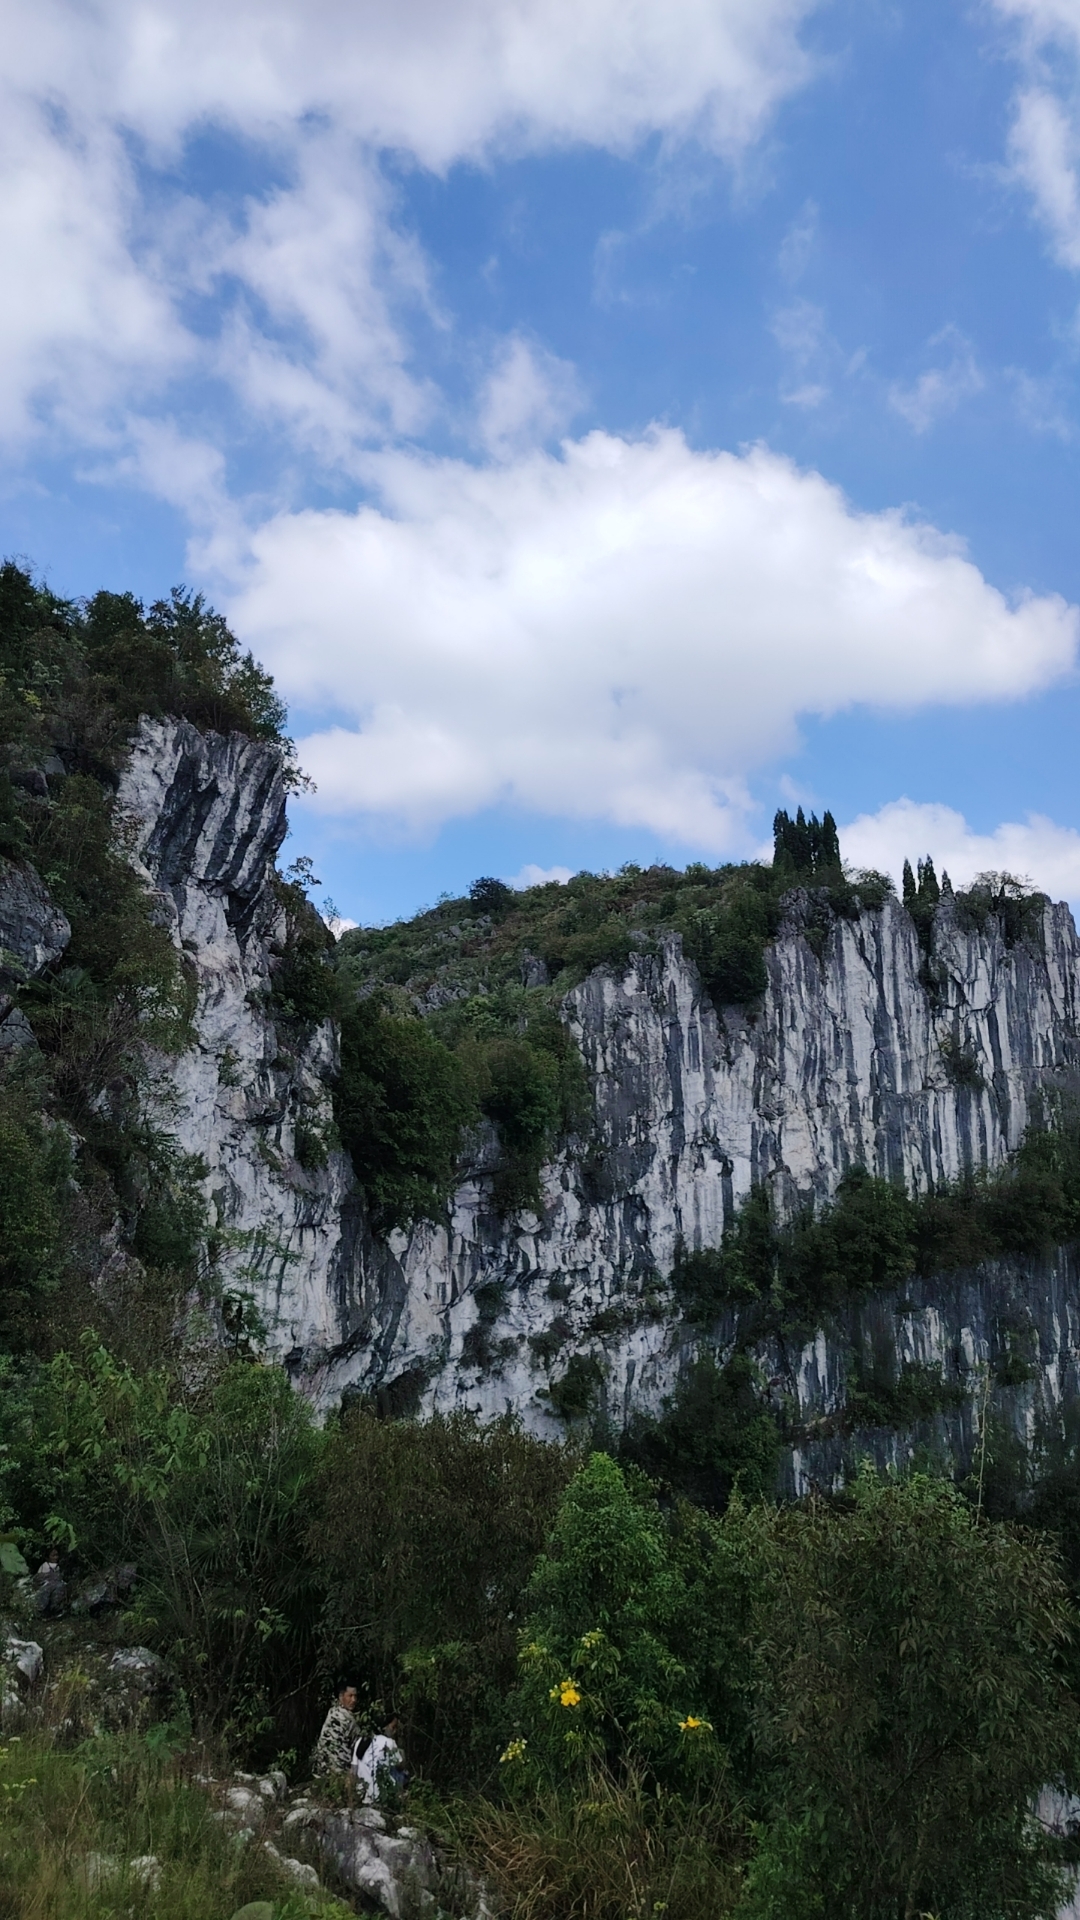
[116,716,1080,1445]
[0,857,69,991]
[313,895,1080,1435]
[308,1806,440,1917]
[117,718,362,1368]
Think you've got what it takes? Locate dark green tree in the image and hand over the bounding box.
[737,1469,1078,1920]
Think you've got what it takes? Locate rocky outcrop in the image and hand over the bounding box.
[0,856,69,1051]
[117,719,363,1366]
[0,857,70,989]
[113,716,1080,1455]
[315,897,1080,1438]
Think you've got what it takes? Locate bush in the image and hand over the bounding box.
[735,1468,1078,1920]
[620,1354,780,1510]
[269,863,339,1028]
[512,1455,747,1792]
[0,1075,73,1347]
[334,992,480,1232]
[308,1407,574,1787]
[473,1035,562,1214]
[0,1342,323,1739]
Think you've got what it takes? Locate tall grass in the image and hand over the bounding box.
[0,1732,350,1920]
[454,1765,745,1920]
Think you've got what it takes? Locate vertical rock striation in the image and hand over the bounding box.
[117,717,1080,1448]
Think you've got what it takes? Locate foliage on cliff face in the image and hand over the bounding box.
[0,558,301,1358]
[329,806,1051,1234]
[670,1116,1080,1339]
[333,825,894,1026]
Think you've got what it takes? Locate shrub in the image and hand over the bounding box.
[513,1455,747,1792]
[0,1075,73,1347]
[334,992,480,1232]
[474,1035,562,1213]
[547,1352,603,1422]
[620,1354,780,1510]
[308,1407,574,1786]
[269,863,338,1028]
[0,1342,323,1739]
[735,1468,1078,1920]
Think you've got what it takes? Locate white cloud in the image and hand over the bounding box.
[1006,86,1080,269]
[224,428,1079,848]
[994,5,1080,271]
[511,863,574,889]
[477,337,583,458]
[12,0,820,168]
[888,327,984,433]
[0,0,824,460]
[841,797,1080,911]
[0,94,187,440]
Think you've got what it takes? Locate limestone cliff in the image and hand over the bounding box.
[117,717,1080,1476]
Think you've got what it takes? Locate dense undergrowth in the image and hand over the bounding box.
[3,1369,1078,1920]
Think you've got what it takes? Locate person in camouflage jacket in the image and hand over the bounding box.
[311,1681,360,1775]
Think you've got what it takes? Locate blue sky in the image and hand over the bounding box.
[7,0,1080,924]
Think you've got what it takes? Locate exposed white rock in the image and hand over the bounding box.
[3,1636,43,1687]
[115,716,1080,1446]
[129,1854,162,1891]
[310,1806,439,1917]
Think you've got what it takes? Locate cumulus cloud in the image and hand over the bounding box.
[11,0,820,167]
[224,428,1079,847]
[841,797,1080,911]
[0,0,823,459]
[1006,86,1080,269]
[0,94,187,440]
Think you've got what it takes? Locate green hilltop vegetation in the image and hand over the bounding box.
[4,560,1080,1918]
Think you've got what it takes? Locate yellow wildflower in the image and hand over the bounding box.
[549,1679,582,1708]
[499,1738,527,1765]
[678,1715,711,1734]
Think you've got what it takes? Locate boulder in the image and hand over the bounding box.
[308,1806,440,1918]
[129,1855,162,1892]
[4,1636,43,1686]
[262,1839,320,1888]
[100,1645,174,1727]
[2,1633,44,1721]
[72,1563,137,1615]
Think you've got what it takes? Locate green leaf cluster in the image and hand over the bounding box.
[0,1340,321,1737]
[737,1469,1077,1920]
